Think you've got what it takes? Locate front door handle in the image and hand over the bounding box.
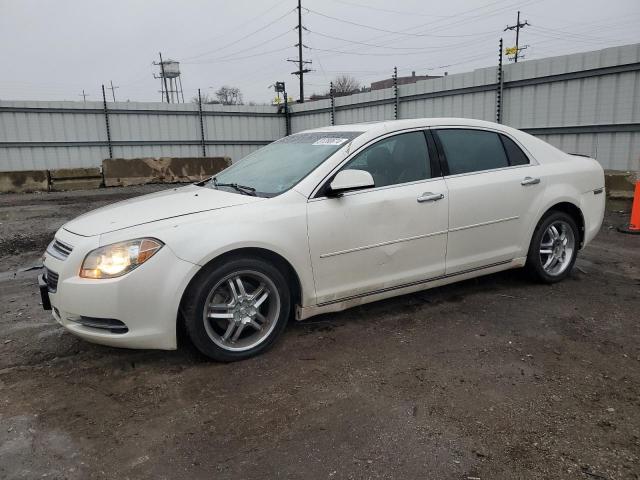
[521,176,541,186]
[417,192,444,203]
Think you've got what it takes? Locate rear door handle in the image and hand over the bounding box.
[521,176,541,186]
[417,192,444,203]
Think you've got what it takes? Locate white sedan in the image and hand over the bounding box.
[40,118,605,361]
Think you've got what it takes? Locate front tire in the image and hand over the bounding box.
[182,257,291,362]
[526,211,579,284]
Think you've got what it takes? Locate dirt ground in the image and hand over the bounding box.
[0,186,638,480]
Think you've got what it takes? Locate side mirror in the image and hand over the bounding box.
[328,169,375,197]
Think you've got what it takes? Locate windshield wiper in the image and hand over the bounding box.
[212,177,257,196]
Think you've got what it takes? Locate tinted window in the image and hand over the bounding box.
[500,134,530,166]
[437,129,509,175]
[342,131,430,188]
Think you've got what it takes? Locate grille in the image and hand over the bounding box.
[45,268,59,293]
[47,239,73,260]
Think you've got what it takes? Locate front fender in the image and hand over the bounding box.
[100,190,317,307]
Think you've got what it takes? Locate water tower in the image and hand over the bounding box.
[153,53,185,103]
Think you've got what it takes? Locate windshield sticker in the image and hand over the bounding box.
[312,138,349,146]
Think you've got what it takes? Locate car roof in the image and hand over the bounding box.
[300,117,507,135]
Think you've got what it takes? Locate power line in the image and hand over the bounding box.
[305,7,498,38]
[519,15,640,60]
[527,30,623,46]
[182,7,295,61]
[528,15,640,47]
[320,0,514,46]
[527,25,631,44]
[179,0,290,54]
[185,46,294,65]
[307,28,497,52]
[307,0,542,61]
[186,29,294,63]
[323,0,458,18]
[307,28,495,50]
[305,43,496,57]
[419,0,540,35]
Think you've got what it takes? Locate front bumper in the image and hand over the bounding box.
[42,229,199,350]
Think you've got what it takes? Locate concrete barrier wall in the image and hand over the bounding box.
[49,167,103,191]
[0,170,49,193]
[0,157,230,193]
[103,157,231,187]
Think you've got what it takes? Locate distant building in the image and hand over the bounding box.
[306,71,444,102]
[370,71,442,91]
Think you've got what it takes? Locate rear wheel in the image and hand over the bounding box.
[526,211,579,283]
[182,257,290,361]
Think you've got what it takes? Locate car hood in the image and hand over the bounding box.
[63,185,264,237]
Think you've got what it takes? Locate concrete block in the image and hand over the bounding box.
[102,157,231,187]
[0,170,49,193]
[49,167,102,179]
[49,167,103,191]
[605,170,638,199]
[50,178,103,191]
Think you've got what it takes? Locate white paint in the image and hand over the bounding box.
[43,117,605,351]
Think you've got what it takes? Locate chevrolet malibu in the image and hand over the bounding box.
[40,118,605,361]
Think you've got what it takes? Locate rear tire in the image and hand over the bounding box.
[525,211,579,284]
[181,257,291,362]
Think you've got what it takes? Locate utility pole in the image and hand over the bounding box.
[154,52,171,103]
[504,11,529,63]
[287,0,311,103]
[78,90,88,102]
[107,80,119,102]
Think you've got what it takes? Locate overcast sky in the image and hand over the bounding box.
[1,0,638,104]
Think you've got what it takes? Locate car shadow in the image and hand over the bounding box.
[25,267,574,367]
[291,266,559,333]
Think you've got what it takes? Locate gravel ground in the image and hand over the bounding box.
[0,186,639,480]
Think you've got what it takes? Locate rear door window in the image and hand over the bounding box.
[435,129,509,175]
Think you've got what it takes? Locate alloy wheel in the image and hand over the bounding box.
[202,270,281,352]
[539,220,575,276]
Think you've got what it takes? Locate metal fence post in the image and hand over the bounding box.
[330,82,336,126]
[283,92,291,136]
[198,88,206,157]
[393,66,399,120]
[101,84,113,159]
[497,38,504,124]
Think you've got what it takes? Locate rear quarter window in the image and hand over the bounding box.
[500,134,530,166]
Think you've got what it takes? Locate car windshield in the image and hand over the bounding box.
[205,131,363,197]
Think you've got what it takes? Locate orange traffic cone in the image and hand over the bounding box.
[618,180,640,235]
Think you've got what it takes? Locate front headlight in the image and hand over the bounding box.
[80,238,163,279]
